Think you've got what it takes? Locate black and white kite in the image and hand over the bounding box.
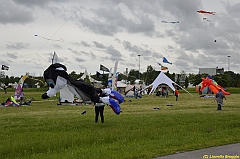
[42,63,124,115]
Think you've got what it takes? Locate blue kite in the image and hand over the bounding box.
[163,57,172,65]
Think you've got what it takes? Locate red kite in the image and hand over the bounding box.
[197,10,216,15]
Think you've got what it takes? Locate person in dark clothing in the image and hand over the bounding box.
[4,85,7,94]
[175,88,179,101]
[215,89,226,110]
[95,103,105,123]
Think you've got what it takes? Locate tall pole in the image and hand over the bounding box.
[138,55,141,80]
[227,55,231,87]
[227,55,231,72]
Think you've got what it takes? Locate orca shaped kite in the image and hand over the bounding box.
[42,63,124,115]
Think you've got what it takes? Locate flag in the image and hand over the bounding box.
[107,68,113,87]
[112,61,118,90]
[157,62,162,66]
[114,72,119,88]
[96,71,105,79]
[100,64,110,72]
[52,51,58,64]
[1,65,9,70]
[163,57,172,65]
[161,66,168,70]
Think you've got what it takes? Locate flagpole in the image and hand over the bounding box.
[138,55,141,80]
[52,51,55,64]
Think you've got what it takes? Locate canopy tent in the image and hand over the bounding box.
[124,85,135,97]
[117,81,127,88]
[147,72,192,95]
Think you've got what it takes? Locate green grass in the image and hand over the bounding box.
[0,90,240,159]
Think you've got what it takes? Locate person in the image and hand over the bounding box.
[215,89,226,110]
[3,85,7,94]
[94,102,105,123]
[175,88,179,101]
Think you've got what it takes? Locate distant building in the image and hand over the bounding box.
[199,67,224,75]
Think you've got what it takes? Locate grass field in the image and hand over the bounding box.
[0,89,240,159]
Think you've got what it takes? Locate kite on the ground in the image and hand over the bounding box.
[161,20,179,24]
[34,34,64,42]
[42,63,124,115]
[197,10,216,15]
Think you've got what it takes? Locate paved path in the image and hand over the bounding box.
[153,143,240,159]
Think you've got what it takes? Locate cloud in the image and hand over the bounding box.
[93,41,106,49]
[75,57,86,62]
[1,0,240,76]
[0,1,35,24]
[6,53,19,59]
[105,46,124,61]
[6,42,29,50]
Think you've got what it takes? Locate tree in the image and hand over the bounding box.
[213,74,228,88]
[144,65,159,85]
[69,71,81,80]
[127,69,137,84]
[188,73,204,86]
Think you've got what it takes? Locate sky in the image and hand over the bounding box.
[1,0,240,77]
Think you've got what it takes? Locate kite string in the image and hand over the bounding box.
[35,0,90,68]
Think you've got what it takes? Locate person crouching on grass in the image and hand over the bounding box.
[215,89,226,110]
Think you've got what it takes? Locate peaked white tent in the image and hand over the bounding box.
[148,72,192,95]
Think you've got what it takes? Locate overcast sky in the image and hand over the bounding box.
[1,0,240,77]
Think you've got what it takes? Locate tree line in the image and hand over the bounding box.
[1,65,240,88]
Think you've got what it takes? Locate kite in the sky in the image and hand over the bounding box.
[157,62,168,70]
[203,18,211,22]
[161,20,179,24]
[197,10,216,15]
[41,63,124,115]
[163,57,172,65]
[34,34,64,42]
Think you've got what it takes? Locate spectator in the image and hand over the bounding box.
[175,88,179,101]
[95,102,105,123]
[215,89,226,110]
[3,85,7,94]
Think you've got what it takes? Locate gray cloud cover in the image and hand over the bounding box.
[0,0,239,76]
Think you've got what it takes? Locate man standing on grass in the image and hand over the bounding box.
[175,88,179,101]
[215,89,226,110]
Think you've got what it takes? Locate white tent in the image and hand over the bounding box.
[124,85,134,97]
[117,81,127,88]
[148,72,192,95]
[60,85,74,103]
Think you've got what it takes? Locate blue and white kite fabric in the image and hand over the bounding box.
[163,57,172,65]
[100,88,124,115]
